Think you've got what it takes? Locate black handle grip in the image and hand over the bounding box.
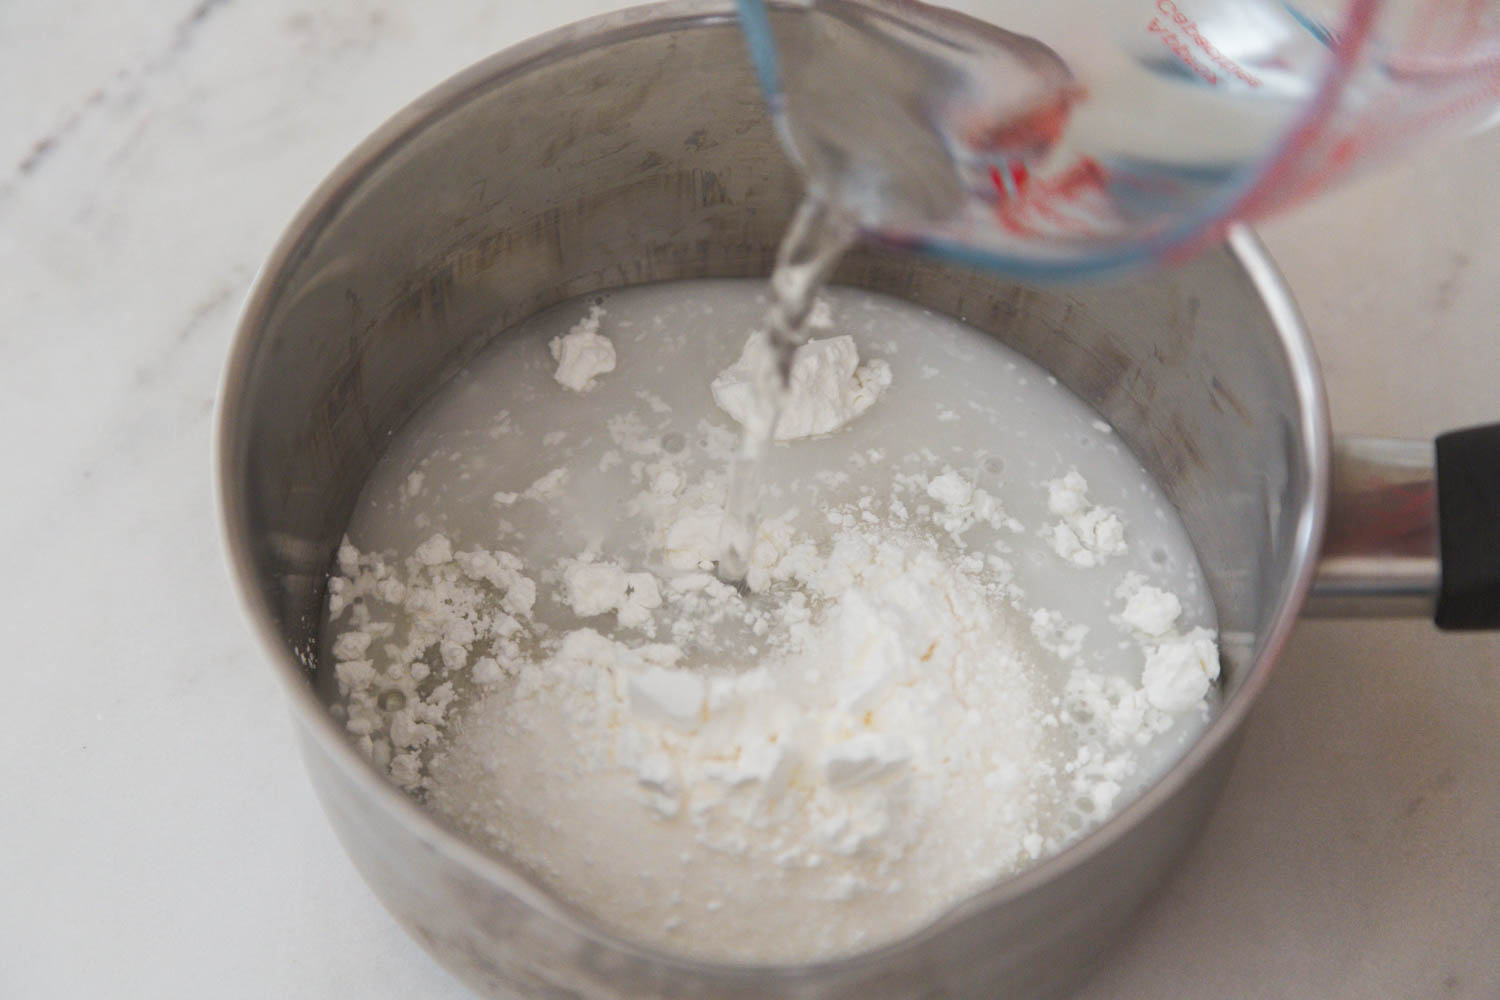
[1435,423,1500,630]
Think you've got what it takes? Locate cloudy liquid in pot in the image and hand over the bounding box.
[320,279,1221,962]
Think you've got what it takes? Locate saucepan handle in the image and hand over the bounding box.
[1306,423,1500,627]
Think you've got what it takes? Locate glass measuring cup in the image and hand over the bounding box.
[737,0,1500,278]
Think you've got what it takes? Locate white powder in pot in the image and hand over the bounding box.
[330,489,1218,960]
[327,485,1218,961]
[322,287,1223,964]
[425,514,1050,961]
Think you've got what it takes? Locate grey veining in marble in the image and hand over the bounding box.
[2,2,1496,998]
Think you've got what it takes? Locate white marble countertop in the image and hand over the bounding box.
[4,2,1496,997]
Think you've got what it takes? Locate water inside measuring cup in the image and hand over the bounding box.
[741,0,1500,277]
[756,1,1082,233]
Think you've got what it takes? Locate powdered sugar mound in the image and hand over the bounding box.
[427,516,1045,961]
[663,506,725,571]
[1114,574,1220,712]
[325,444,1218,962]
[924,469,1022,537]
[1141,627,1220,712]
[414,533,452,566]
[1043,469,1126,567]
[561,558,629,617]
[1118,583,1183,637]
[560,556,662,633]
[711,334,891,440]
[549,304,616,392]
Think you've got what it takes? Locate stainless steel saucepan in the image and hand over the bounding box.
[215,3,1500,996]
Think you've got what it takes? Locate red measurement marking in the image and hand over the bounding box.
[974,88,1093,238]
[989,164,1028,234]
[988,161,1029,201]
[1154,0,1262,87]
[964,86,1084,162]
[1162,0,1383,265]
[1049,157,1106,198]
[988,156,1114,239]
[1147,17,1219,85]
